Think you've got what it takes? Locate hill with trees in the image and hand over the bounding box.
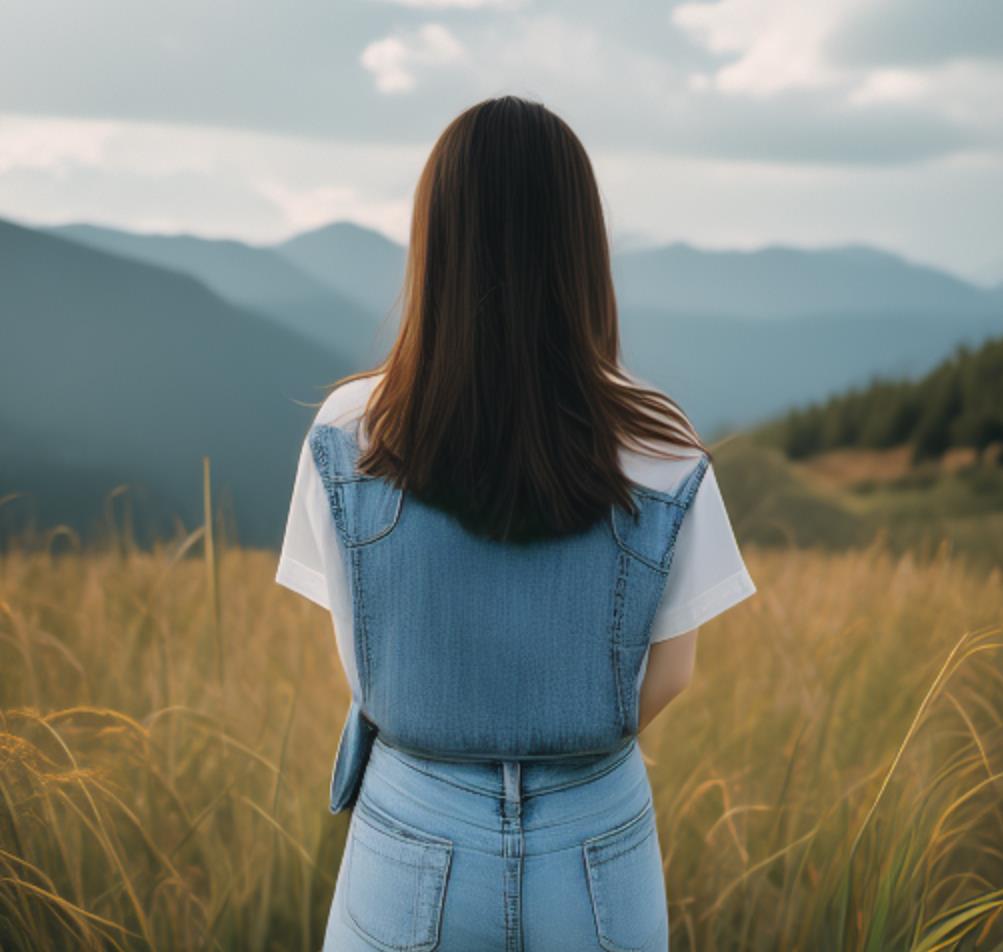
[760,335,1003,466]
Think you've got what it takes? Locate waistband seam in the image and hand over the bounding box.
[371,735,638,799]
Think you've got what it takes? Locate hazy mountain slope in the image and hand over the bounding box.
[1,217,352,548]
[618,307,1003,439]
[274,220,407,321]
[41,220,382,363]
[7,214,1002,552]
[611,242,1000,319]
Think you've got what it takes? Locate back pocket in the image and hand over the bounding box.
[345,798,453,952]
[582,798,667,952]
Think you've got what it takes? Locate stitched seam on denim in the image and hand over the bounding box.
[678,454,710,509]
[612,456,710,572]
[344,913,407,952]
[309,426,353,545]
[316,421,403,545]
[583,813,658,952]
[585,794,653,846]
[628,484,686,506]
[640,554,675,658]
[526,740,638,798]
[312,423,363,483]
[312,423,404,545]
[359,790,504,851]
[609,504,671,574]
[582,798,654,851]
[372,749,640,826]
[430,849,451,948]
[610,549,629,731]
[583,847,607,951]
[374,745,507,798]
[587,824,656,867]
[410,864,421,948]
[352,488,405,547]
[355,795,455,851]
[345,842,440,952]
[376,730,633,765]
[524,781,650,839]
[627,453,709,506]
[375,741,636,801]
[662,502,700,579]
[349,547,371,700]
[527,799,650,841]
[351,833,436,870]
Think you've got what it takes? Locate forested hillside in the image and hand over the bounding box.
[762,335,1003,464]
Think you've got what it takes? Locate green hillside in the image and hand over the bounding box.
[727,335,1003,571]
[757,334,1003,465]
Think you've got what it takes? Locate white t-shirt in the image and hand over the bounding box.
[275,372,757,699]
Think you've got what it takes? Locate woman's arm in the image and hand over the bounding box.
[638,628,698,734]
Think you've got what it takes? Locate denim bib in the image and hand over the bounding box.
[309,421,709,813]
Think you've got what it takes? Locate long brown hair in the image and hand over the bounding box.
[324,95,711,543]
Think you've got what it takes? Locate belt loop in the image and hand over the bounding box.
[502,761,521,817]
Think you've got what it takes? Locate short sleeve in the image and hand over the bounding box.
[274,432,333,611]
[649,462,756,642]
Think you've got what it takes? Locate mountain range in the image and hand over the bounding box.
[2,214,1000,548]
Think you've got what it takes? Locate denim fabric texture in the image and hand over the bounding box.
[308,419,707,948]
[323,734,668,952]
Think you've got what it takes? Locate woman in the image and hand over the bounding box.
[276,95,757,951]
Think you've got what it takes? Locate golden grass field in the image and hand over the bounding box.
[1,497,1002,950]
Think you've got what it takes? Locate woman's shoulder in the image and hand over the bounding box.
[313,372,385,431]
[618,441,710,498]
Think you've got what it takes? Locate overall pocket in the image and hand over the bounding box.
[582,798,667,952]
[344,797,453,952]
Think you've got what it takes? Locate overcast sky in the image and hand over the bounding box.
[1,0,1001,284]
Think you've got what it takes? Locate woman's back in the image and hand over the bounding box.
[277,371,755,722]
[273,94,757,950]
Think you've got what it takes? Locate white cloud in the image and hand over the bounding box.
[672,0,864,96]
[360,23,468,94]
[847,68,929,106]
[0,112,427,244]
[670,0,1003,153]
[0,114,117,175]
[254,178,413,239]
[846,58,1003,133]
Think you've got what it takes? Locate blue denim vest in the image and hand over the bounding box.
[309,421,709,813]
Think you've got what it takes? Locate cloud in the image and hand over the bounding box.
[671,0,862,97]
[0,1,999,172]
[361,23,468,93]
[826,0,1003,69]
[0,112,426,243]
[668,0,1001,156]
[254,178,412,237]
[0,114,118,175]
[2,109,1001,284]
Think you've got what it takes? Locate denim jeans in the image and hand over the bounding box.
[323,733,669,952]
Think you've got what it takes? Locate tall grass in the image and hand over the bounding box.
[1,492,1001,949]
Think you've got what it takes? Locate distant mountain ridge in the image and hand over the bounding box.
[611,241,1000,318]
[274,220,407,321]
[1,217,352,549]
[44,221,386,364]
[4,213,1001,548]
[40,217,1003,328]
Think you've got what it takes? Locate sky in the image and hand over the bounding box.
[1,0,1001,285]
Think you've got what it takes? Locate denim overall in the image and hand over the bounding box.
[309,419,709,806]
[309,420,708,951]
